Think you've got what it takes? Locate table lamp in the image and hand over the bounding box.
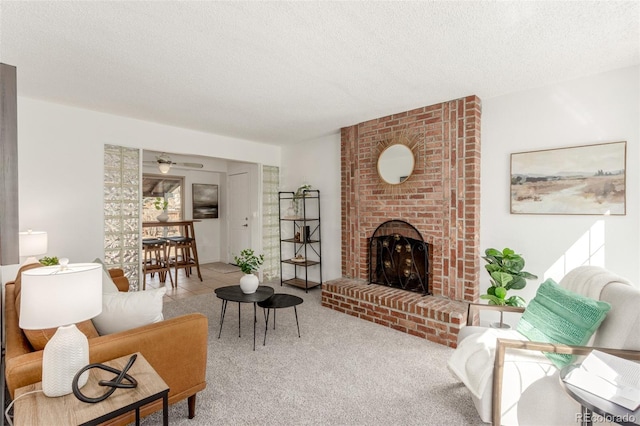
[18,229,48,265]
[19,262,102,397]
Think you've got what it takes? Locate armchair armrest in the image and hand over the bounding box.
[466,303,525,326]
[492,338,640,425]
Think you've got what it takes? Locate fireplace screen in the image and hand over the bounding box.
[369,220,430,295]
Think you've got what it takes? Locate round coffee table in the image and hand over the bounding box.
[257,294,303,346]
[215,285,274,351]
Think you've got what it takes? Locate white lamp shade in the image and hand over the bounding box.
[19,230,48,257]
[19,263,103,330]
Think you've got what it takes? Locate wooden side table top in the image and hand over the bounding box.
[14,352,169,426]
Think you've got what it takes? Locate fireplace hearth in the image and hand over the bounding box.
[369,220,430,295]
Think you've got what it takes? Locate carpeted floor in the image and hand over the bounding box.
[140,280,484,425]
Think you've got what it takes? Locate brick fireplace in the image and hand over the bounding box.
[321,95,481,347]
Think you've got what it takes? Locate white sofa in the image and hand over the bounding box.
[449,266,640,425]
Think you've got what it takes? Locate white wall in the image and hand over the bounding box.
[281,133,342,282]
[9,97,280,279]
[280,66,639,298]
[482,65,639,305]
[6,66,637,300]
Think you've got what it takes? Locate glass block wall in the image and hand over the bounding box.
[262,165,280,280]
[104,144,140,290]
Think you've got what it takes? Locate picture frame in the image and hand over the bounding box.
[192,183,218,219]
[510,141,626,215]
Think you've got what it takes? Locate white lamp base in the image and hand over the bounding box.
[42,324,90,397]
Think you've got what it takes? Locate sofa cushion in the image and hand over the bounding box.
[14,262,100,351]
[101,269,119,294]
[92,287,166,335]
[93,257,109,273]
[13,262,45,304]
[19,320,100,352]
[448,328,528,399]
[516,278,611,368]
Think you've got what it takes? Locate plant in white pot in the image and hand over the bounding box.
[234,249,265,294]
[154,197,169,222]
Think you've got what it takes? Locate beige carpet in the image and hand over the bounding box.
[205,262,241,274]
[140,280,483,426]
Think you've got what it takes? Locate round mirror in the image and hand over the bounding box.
[377,144,415,184]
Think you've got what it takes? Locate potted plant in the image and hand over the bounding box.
[293,184,312,216]
[154,197,169,222]
[234,248,265,294]
[480,247,537,307]
[39,256,59,266]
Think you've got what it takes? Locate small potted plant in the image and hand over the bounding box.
[39,256,59,266]
[154,197,169,222]
[480,247,537,307]
[234,248,265,294]
[293,184,312,216]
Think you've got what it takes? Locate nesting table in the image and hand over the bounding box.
[215,285,274,351]
[258,294,303,346]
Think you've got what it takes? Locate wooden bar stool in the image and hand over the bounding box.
[142,238,174,289]
[164,236,202,286]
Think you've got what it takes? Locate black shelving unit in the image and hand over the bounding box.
[278,190,322,292]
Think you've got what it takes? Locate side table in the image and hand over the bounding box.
[215,285,274,350]
[257,294,303,346]
[14,352,169,426]
[560,365,640,426]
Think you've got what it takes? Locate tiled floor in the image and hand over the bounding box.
[143,262,246,303]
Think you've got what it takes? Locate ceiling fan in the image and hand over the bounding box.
[144,153,204,174]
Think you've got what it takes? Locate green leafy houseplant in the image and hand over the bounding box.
[294,184,312,198]
[154,197,168,210]
[234,249,264,274]
[39,256,59,266]
[293,184,312,215]
[480,247,538,307]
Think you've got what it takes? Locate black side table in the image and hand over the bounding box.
[560,365,640,426]
[257,294,303,346]
[215,285,274,351]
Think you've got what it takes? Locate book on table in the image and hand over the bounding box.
[562,350,640,411]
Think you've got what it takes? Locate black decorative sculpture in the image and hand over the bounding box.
[72,354,138,403]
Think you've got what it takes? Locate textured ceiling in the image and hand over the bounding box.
[1,1,638,145]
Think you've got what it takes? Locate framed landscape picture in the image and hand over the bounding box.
[510,141,626,215]
[192,183,219,219]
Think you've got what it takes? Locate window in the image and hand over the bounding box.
[142,174,184,238]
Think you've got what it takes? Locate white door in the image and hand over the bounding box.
[229,172,251,263]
